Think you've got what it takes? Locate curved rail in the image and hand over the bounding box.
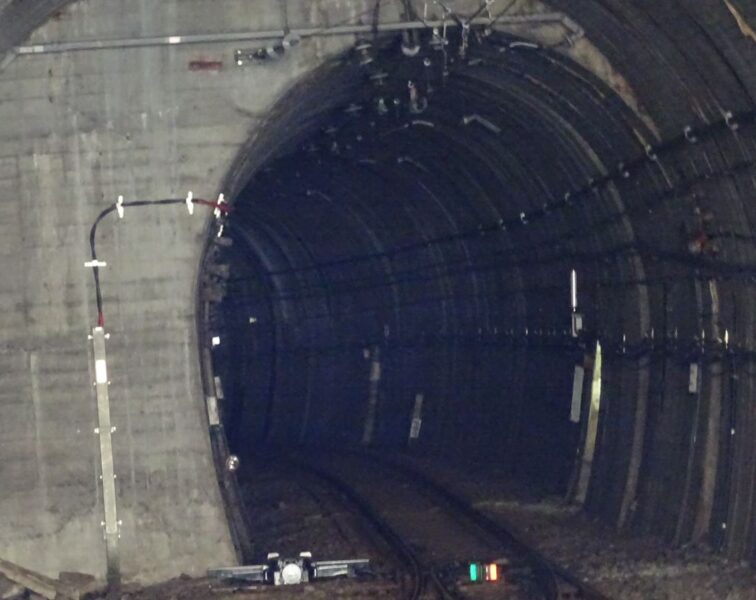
[287,449,611,599]
[293,458,456,599]
[355,451,610,600]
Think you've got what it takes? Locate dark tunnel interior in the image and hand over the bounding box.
[199,5,756,562]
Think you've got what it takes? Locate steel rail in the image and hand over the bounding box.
[289,457,458,600]
[356,451,611,600]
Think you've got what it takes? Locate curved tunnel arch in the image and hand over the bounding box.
[198,6,756,563]
[3,0,755,580]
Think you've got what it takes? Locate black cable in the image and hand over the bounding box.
[221,261,754,332]
[89,204,119,326]
[222,234,756,308]
[221,328,756,365]
[246,111,756,279]
[88,197,228,327]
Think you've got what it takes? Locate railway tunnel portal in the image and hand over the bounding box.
[0,0,755,588]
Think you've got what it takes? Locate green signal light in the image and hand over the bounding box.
[469,563,478,581]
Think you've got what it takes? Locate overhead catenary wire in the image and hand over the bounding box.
[238,108,756,280]
[223,177,756,305]
[214,96,756,366]
[226,130,756,300]
[224,238,756,308]
[216,322,756,366]
[221,263,754,345]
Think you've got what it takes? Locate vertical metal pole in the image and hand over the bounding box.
[570,269,578,312]
[91,326,121,586]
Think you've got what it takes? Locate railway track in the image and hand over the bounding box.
[290,451,609,600]
[364,452,610,600]
[295,458,454,599]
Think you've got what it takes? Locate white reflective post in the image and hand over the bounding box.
[570,268,578,312]
[570,269,582,337]
[92,326,120,585]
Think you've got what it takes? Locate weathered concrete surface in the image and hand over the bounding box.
[0,0,393,583]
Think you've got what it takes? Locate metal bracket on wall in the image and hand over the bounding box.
[91,326,121,586]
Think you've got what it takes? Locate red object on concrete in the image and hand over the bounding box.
[189,59,223,71]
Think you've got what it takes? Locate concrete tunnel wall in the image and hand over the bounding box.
[0,0,396,583]
[1,0,756,584]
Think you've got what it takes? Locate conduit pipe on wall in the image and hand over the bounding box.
[9,13,582,57]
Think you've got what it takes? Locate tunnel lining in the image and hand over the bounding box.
[192,6,756,563]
